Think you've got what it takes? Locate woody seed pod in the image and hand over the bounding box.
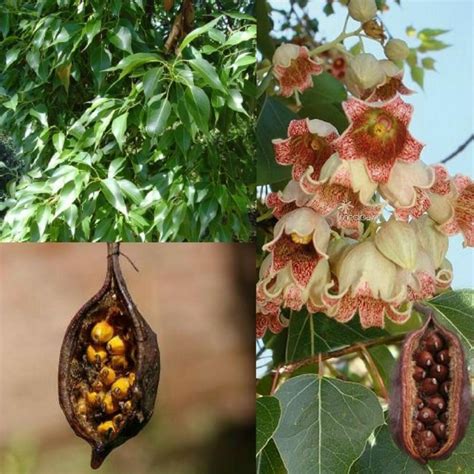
[58,243,160,469]
[390,313,470,463]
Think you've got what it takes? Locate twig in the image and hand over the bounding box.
[439,134,474,164]
[358,345,388,400]
[273,333,406,375]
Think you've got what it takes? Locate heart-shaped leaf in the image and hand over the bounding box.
[257,396,281,455]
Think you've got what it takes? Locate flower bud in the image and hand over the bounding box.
[384,39,410,61]
[375,219,418,270]
[411,216,449,269]
[348,0,377,23]
[345,53,385,97]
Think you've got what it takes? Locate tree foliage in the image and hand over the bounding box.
[0,0,255,241]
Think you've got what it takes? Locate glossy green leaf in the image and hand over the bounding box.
[111,112,128,150]
[226,89,247,115]
[256,396,281,455]
[108,157,126,178]
[118,179,143,204]
[257,439,286,474]
[90,47,112,89]
[189,57,225,92]
[64,204,78,236]
[84,18,102,48]
[224,27,256,46]
[100,178,128,216]
[178,16,223,51]
[52,132,66,153]
[37,205,51,238]
[185,85,210,132]
[110,26,132,53]
[143,67,163,99]
[146,98,171,136]
[55,181,80,217]
[111,53,162,79]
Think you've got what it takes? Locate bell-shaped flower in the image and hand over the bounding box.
[428,174,474,247]
[366,60,413,103]
[379,160,434,220]
[266,180,311,218]
[263,208,330,288]
[301,154,383,236]
[272,118,339,182]
[256,305,285,339]
[344,53,386,99]
[335,96,424,183]
[272,44,323,98]
[323,241,411,328]
[374,218,419,271]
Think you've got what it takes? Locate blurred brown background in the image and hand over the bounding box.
[0,243,255,474]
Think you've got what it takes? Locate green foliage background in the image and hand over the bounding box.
[0,0,255,241]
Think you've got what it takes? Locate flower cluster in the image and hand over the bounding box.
[259,37,473,337]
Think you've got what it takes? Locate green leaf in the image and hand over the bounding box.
[273,375,384,473]
[55,181,80,217]
[410,65,424,89]
[5,47,21,69]
[53,132,66,153]
[189,57,226,92]
[110,26,132,53]
[257,439,287,474]
[427,289,474,351]
[37,205,51,238]
[64,204,78,236]
[111,112,128,151]
[418,28,449,39]
[285,311,388,363]
[185,85,210,132]
[256,0,275,59]
[143,67,163,100]
[178,16,223,51]
[101,178,128,216]
[111,53,162,79]
[118,179,143,204]
[256,397,281,455]
[199,198,218,236]
[421,57,436,70]
[29,105,48,127]
[351,423,426,473]
[418,38,450,52]
[90,47,112,90]
[108,157,126,178]
[84,18,102,48]
[256,96,296,186]
[226,89,247,115]
[224,28,256,47]
[0,12,10,38]
[146,98,171,136]
[174,125,191,154]
[26,48,40,76]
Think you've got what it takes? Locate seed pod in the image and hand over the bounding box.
[390,313,470,463]
[58,243,160,469]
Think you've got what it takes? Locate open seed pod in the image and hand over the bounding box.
[58,244,160,469]
[390,311,470,464]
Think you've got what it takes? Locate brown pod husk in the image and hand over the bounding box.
[390,312,470,464]
[58,244,160,469]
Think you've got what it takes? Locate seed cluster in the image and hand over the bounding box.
[72,306,136,440]
[411,330,451,455]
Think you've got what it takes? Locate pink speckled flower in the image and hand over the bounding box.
[379,160,435,220]
[263,208,330,288]
[273,43,323,97]
[323,241,411,328]
[335,97,424,184]
[266,180,311,219]
[272,118,339,182]
[301,154,383,236]
[428,174,474,247]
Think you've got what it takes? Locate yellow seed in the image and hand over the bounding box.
[110,355,129,370]
[102,392,118,415]
[86,345,108,365]
[128,372,136,386]
[91,321,114,344]
[97,420,116,437]
[290,232,312,245]
[107,335,126,355]
[99,367,116,386]
[76,398,87,415]
[86,391,104,407]
[111,377,130,400]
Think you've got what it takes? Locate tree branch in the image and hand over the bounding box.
[439,134,474,164]
[272,332,407,376]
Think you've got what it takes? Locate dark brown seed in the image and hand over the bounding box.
[430,364,449,382]
[58,244,160,469]
[420,430,438,448]
[389,312,471,463]
[440,381,451,397]
[413,366,426,382]
[427,396,446,413]
[432,422,447,440]
[416,351,434,368]
[421,378,439,395]
[436,349,450,364]
[417,408,436,424]
[423,332,444,352]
